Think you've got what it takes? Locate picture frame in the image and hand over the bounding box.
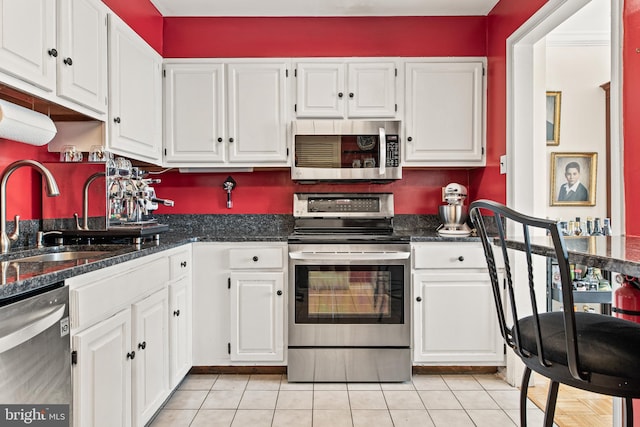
[550,152,597,206]
[546,91,561,146]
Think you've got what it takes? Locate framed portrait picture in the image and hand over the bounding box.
[550,152,597,206]
[546,91,561,146]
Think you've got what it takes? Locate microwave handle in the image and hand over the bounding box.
[379,127,386,175]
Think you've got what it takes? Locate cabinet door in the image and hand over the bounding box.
[192,243,231,365]
[108,15,162,165]
[0,0,56,91]
[164,63,226,165]
[347,62,396,118]
[295,62,345,118]
[227,62,289,164]
[404,62,485,165]
[57,0,107,113]
[169,276,192,389]
[132,289,169,427]
[230,272,284,362]
[413,272,503,364]
[73,309,132,427]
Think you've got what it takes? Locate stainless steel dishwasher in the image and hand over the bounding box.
[0,283,71,425]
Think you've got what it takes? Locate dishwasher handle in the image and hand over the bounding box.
[0,304,65,354]
[289,251,410,261]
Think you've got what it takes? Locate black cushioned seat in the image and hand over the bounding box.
[519,312,640,380]
[470,200,640,427]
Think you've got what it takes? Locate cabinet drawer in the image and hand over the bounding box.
[169,249,191,279]
[71,257,169,331]
[413,243,487,269]
[229,247,283,269]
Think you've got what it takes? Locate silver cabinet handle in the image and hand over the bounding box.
[0,304,65,354]
[289,251,409,261]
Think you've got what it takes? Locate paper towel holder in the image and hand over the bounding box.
[0,99,57,146]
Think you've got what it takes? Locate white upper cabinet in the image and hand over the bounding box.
[0,0,56,91]
[57,0,107,113]
[295,60,398,119]
[163,60,290,167]
[404,60,485,166]
[226,62,289,164]
[108,14,163,165]
[347,62,397,118]
[0,0,108,117]
[164,63,226,164]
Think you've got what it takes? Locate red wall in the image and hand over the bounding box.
[163,16,486,58]
[101,0,163,54]
[0,141,58,220]
[471,0,549,203]
[153,169,472,215]
[624,0,640,236]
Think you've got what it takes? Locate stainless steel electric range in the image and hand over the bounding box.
[288,193,411,382]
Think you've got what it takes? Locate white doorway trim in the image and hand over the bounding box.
[504,0,623,421]
[506,0,623,230]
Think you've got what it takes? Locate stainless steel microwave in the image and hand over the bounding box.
[291,120,402,182]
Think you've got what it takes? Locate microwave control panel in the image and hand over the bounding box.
[386,136,400,167]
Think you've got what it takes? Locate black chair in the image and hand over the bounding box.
[469,199,640,427]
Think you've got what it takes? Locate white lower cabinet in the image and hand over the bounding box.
[168,247,193,389]
[70,246,192,427]
[73,308,132,427]
[412,242,504,365]
[230,272,284,362]
[132,288,168,427]
[192,242,286,365]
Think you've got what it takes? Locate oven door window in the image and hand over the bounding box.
[294,265,404,324]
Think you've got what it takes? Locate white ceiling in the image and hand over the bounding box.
[149,0,501,17]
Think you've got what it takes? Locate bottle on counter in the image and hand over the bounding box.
[591,218,604,236]
[602,218,611,236]
[586,217,594,235]
[574,217,583,236]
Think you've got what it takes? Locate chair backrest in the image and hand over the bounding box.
[469,199,585,381]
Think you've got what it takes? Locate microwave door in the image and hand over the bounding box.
[379,127,386,176]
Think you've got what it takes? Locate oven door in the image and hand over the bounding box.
[288,243,410,348]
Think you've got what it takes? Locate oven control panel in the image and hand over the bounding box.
[309,197,379,213]
[294,193,394,218]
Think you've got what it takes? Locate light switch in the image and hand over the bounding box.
[499,155,507,174]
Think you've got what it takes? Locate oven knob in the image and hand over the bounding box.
[277,290,283,296]
[416,296,422,302]
[458,256,465,262]
[252,256,259,262]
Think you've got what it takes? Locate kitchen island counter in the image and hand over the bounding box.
[503,235,640,277]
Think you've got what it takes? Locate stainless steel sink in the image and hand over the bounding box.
[13,251,111,263]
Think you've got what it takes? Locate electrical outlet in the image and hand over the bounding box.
[500,155,507,174]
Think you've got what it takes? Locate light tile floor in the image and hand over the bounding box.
[149,373,551,427]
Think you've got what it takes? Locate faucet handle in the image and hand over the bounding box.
[37,230,63,248]
[73,213,85,231]
[8,215,19,242]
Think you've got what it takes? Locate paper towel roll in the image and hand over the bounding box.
[0,99,57,146]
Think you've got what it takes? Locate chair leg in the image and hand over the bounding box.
[544,381,560,427]
[624,397,634,427]
[519,367,532,427]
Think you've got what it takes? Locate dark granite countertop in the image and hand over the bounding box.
[0,219,481,304]
[504,235,640,277]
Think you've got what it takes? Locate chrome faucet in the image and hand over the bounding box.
[0,160,60,253]
[75,171,106,230]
